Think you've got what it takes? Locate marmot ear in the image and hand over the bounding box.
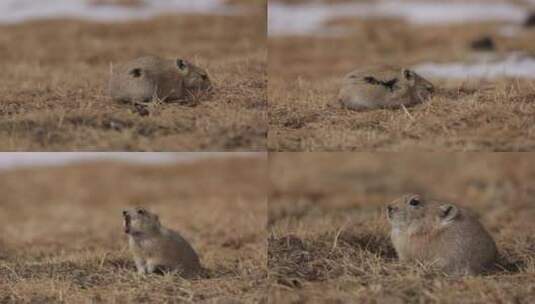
[401,68,415,85]
[439,204,459,223]
[176,59,189,74]
[402,69,412,79]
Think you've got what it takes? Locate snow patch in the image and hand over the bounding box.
[269,1,529,36]
[0,152,263,171]
[0,0,234,24]
[413,53,535,79]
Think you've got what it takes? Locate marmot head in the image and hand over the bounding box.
[400,68,434,101]
[175,58,211,92]
[386,194,460,234]
[122,207,161,235]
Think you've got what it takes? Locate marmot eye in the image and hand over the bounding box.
[404,70,413,79]
[409,198,420,206]
[137,209,145,215]
[176,59,187,70]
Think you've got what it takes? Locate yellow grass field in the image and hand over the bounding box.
[268,0,535,151]
[0,2,266,151]
[2,0,535,302]
[268,153,535,303]
[0,155,267,303]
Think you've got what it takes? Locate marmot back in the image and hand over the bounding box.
[109,55,211,103]
[386,194,497,276]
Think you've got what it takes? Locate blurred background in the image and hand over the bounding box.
[0,0,238,23]
[0,152,267,302]
[269,0,535,79]
[269,152,535,232]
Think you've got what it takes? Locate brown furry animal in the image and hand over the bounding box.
[109,55,211,103]
[338,66,434,110]
[386,194,497,275]
[123,207,202,277]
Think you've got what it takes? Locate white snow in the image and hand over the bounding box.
[0,0,234,24]
[268,3,371,36]
[0,152,263,171]
[268,0,529,36]
[413,53,535,79]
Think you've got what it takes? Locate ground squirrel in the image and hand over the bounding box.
[109,55,211,103]
[338,66,434,110]
[386,194,497,276]
[123,207,202,277]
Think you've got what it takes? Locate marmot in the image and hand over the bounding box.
[386,194,497,275]
[109,55,211,103]
[122,207,202,277]
[338,66,434,110]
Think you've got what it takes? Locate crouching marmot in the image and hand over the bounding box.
[109,55,211,103]
[386,194,497,275]
[123,207,202,277]
[338,66,434,110]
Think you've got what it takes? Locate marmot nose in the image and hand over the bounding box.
[387,206,395,214]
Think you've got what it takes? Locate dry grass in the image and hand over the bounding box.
[268,2,535,151]
[0,155,267,303]
[268,153,535,303]
[0,5,266,151]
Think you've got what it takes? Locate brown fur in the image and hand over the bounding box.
[386,194,497,275]
[338,66,434,110]
[123,207,202,278]
[109,55,211,103]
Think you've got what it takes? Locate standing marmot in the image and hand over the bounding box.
[109,55,211,103]
[123,207,202,277]
[338,66,434,110]
[386,194,497,275]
